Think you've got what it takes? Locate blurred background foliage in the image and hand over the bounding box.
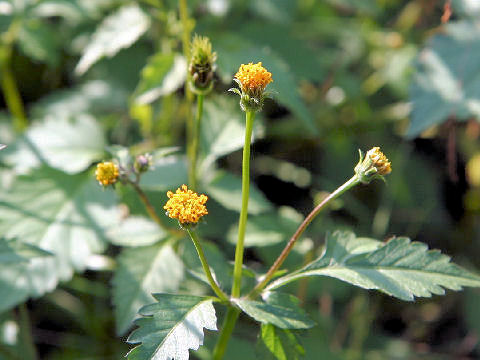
[1,0,480,359]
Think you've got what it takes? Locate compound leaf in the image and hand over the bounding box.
[267,231,480,301]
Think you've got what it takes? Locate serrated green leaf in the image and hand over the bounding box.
[17,19,60,66]
[236,292,315,329]
[127,294,217,360]
[0,238,52,264]
[113,243,184,335]
[107,216,167,247]
[0,167,120,311]
[1,115,105,174]
[75,4,150,75]
[134,53,186,104]
[205,171,272,215]
[267,231,480,301]
[256,324,305,360]
[408,21,480,137]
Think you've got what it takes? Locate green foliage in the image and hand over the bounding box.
[112,242,184,335]
[0,167,119,311]
[409,20,480,136]
[236,292,315,329]
[268,231,480,301]
[127,294,217,359]
[256,324,305,360]
[0,237,52,264]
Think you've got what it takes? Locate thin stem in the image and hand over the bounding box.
[186,228,229,302]
[249,175,360,298]
[231,110,255,298]
[189,94,204,190]
[1,53,27,132]
[128,181,182,238]
[212,307,240,360]
[18,304,38,360]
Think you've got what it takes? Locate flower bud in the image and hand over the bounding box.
[134,153,152,174]
[189,35,217,95]
[354,147,392,184]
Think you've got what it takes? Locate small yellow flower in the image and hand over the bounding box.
[95,162,119,186]
[366,147,392,176]
[164,185,208,225]
[234,62,273,93]
[354,147,392,184]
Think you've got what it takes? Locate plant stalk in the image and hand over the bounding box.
[231,110,255,298]
[212,307,240,360]
[189,94,204,189]
[249,175,360,298]
[1,54,27,132]
[18,304,38,360]
[186,228,229,302]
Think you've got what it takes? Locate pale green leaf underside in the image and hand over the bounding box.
[236,292,315,329]
[267,231,480,301]
[127,294,217,360]
[0,238,52,264]
[113,243,184,335]
[108,216,168,247]
[0,167,120,311]
[75,4,150,75]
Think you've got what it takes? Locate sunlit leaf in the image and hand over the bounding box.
[139,156,188,192]
[1,115,105,174]
[134,53,187,105]
[267,231,480,301]
[0,167,120,311]
[113,243,184,335]
[75,4,150,75]
[408,21,480,137]
[108,216,168,247]
[0,238,52,264]
[236,292,315,329]
[127,294,217,360]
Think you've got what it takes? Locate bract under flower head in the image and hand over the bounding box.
[95,162,119,186]
[354,147,392,184]
[164,185,208,225]
[189,34,217,94]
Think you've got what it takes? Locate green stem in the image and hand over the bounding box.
[231,110,255,298]
[212,307,240,360]
[186,228,229,302]
[1,54,27,132]
[129,181,183,238]
[189,94,204,190]
[18,304,37,360]
[249,175,360,298]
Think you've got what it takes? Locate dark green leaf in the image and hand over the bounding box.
[127,294,217,359]
[113,243,184,335]
[256,324,305,360]
[17,20,60,66]
[236,292,315,329]
[267,231,480,301]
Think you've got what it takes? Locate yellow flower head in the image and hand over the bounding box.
[95,162,119,186]
[366,147,392,176]
[164,185,208,225]
[235,62,273,93]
